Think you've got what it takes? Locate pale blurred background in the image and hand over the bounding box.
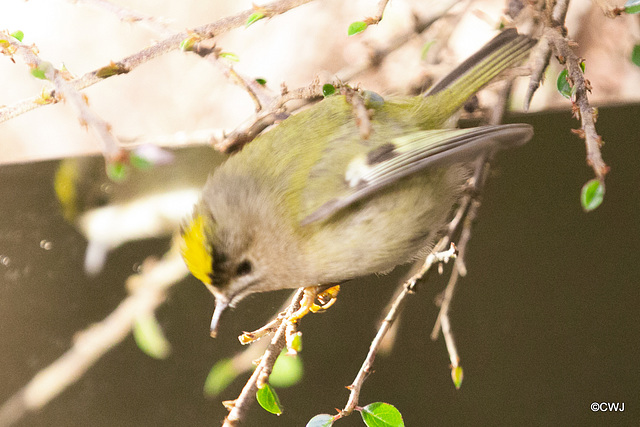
[2,0,639,164]
[2,2,640,426]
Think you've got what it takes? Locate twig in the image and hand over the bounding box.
[592,0,626,18]
[523,36,551,111]
[118,128,227,148]
[222,289,305,426]
[336,8,449,83]
[0,0,316,125]
[339,242,457,418]
[430,77,517,388]
[550,0,570,25]
[343,86,373,140]
[430,194,479,339]
[362,0,390,26]
[1,34,122,159]
[524,0,608,179]
[0,244,188,427]
[191,44,276,112]
[213,5,458,152]
[213,81,326,152]
[214,111,286,153]
[544,9,609,180]
[439,306,459,368]
[238,317,281,345]
[68,0,174,35]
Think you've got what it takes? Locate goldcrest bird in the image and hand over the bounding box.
[180,29,536,337]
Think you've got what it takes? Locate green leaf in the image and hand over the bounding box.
[306,413,334,427]
[130,144,174,168]
[11,30,24,42]
[631,44,640,67]
[451,366,464,389]
[255,78,267,85]
[256,383,282,415]
[129,153,153,170]
[581,179,605,212]
[204,358,239,397]
[420,40,434,61]
[179,39,192,51]
[322,84,336,97]
[270,352,303,388]
[360,402,404,427]
[219,52,239,62]
[246,12,265,27]
[348,21,368,36]
[624,0,640,14]
[30,61,53,80]
[30,67,47,80]
[579,60,586,73]
[133,314,171,359]
[179,34,200,52]
[556,69,572,99]
[289,333,303,353]
[106,161,128,182]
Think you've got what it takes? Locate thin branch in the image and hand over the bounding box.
[1,34,122,159]
[212,6,458,152]
[439,305,459,367]
[430,78,517,390]
[336,8,448,83]
[214,111,286,153]
[213,80,326,152]
[525,0,608,179]
[430,195,479,340]
[592,0,626,18]
[118,128,226,148]
[343,86,373,140]
[0,244,188,427]
[222,289,304,426]
[339,242,457,418]
[191,44,276,112]
[523,36,551,111]
[0,0,316,125]
[550,0,569,25]
[362,0,390,26]
[545,28,609,180]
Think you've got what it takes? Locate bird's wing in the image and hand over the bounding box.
[301,124,532,225]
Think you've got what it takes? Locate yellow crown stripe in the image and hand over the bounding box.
[180,214,213,286]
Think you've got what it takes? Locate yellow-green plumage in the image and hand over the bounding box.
[181,29,536,334]
[212,96,461,284]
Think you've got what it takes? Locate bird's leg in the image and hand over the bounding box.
[288,285,341,323]
[238,285,341,344]
[310,284,341,313]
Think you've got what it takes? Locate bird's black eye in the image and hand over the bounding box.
[235,260,252,276]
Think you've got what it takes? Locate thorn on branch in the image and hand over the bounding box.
[222,399,236,411]
[571,128,586,138]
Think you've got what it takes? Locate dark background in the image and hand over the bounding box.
[0,104,638,426]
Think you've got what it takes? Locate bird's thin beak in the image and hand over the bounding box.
[209,297,229,338]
